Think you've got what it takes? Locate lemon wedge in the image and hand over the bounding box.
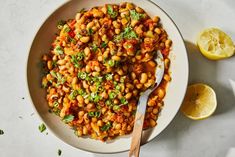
[197,28,235,60]
[181,83,217,120]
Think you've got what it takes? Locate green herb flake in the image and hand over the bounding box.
[114,27,138,42]
[88,28,94,35]
[101,122,112,131]
[109,91,117,99]
[105,74,113,80]
[0,129,4,135]
[105,100,112,106]
[115,85,121,91]
[69,90,78,100]
[113,105,120,111]
[63,114,74,123]
[108,60,115,67]
[54,46,64,55]
[71,52,84,68]
[107,5,118,18]
[57,20,66,29]
[130,10,145,20]
[64,25,71,33]
[88,111,101,118]
[120,76,126,83]
[58,149,62,156]
[91,44,98,52]
[79,8,86,14]
[120,97,128,105]
[89,92,102,103]
[101,42,107,48]
[38,123,46,133]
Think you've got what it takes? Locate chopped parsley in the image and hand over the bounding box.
[0,129,4,135]
[101,42,107,48]
[120,97,128,105]
[105,100,112,106]
[54,46,64,55]
[107,5,118,18]
[71,52,84,68]
[64,25,71,33]
[79,8,86,14]
[89,92,102,103]
[108,60,115,67]
[88,28,94,35]
[63,115,74,123]
[50,71,66,85]
[69,90,78,100]
[114,27,138,42]
[113,105,120,111]
[109,91,117,99]
[115,85,121,91]
[57,20,66,29]
[91,44,98,52]
[77,88,86,97]
[105,73,113,80]
[88,111,101,118]
[130,10,145,20]
[101,122,112,131]
[38,123,46,133]
[58,149,62,156]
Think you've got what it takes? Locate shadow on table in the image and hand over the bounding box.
[185,40,235,115]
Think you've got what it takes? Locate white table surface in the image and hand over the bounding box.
[0,0,235,157]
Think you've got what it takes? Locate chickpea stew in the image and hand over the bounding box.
[41,2,172,141]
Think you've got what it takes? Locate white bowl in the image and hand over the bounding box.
[27,0,188,153]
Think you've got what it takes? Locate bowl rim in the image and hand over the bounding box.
[26,0,189,154]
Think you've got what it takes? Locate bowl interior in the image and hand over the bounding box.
[27,0,188,153]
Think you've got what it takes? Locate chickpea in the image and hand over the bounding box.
[112,21,121,29]
[126,83,134,90]
[120,11,130,18]
[82,81,89,89]
[115,123,121,130]
[164,58,170,69]
[125,92,132,100]
[87,21,94,29]
[80,36,90,43]
[148,60,156,67]
[84,47,91,56]
[117,69,124,75]
[148,99,156,107]
[112,55,121,61]
[85,65,91,73]
[135,7,144,13]
[93,9,104,18]
[76,129,83,136]
[164,74,171,81]
[157,88,165,99]
[126,3,134,10]
[101,6,107,14]
[133,89,138,96]
[152,108,159,114]
[62,86,70,93]
[114,99,119,105]
[144,79,155,88]
[121,18,128,25]
[149,118,157,127]
[101,91,109,99]
[101,34,107,41]
[97,56,103,62]
[97,120,103,126]
[47,61,53,70]
[75,13,82,21]
[153,16,160,23]
[154,28,161,34]
[140,73,148,84]
[84,98,89,104]
[78,111,85,117]
[77,95,84,105]
[165,39,172,48]
[83,126,88,135]
[115,29,121,34]
[92,117,97,123]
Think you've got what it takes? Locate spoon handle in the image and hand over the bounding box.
[129,94,149,157]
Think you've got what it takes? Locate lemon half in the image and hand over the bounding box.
[197,28,235,60]
[181,83,217,120]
